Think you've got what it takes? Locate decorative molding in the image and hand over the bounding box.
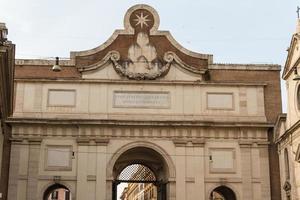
[185,177,195,183]
[10,125,269,142]
[77,138,110,146]
[38,175,77,181]
[173,139,188,147]
[95,138,110,146]
[79,50,206,80]
[14,78,268,87]
[87,175,96,181]
[238,141,252,148]
[8,118,273,128]
[173,139,205,147]
[28,138,42,145]
[205,177,242,183]
[70,4,212,64]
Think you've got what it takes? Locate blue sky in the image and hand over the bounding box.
[1,0,299,111]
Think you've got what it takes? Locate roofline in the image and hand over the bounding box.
[210,63,281,71]
[15,59,74,66]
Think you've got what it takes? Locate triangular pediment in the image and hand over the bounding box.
[70,4,212,81]
[283,34,300,79]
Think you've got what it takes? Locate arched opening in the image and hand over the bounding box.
[112,146,169,200]
[43,183,71,200]
[209,186,237,200]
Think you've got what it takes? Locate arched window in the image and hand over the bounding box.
[284,148,290,180]
[297,85,300,110]
[43,183,71,200]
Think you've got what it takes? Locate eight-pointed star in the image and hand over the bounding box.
[133,12,151,29]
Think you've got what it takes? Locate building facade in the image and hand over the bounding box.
[0,22,15,200]
[275,20,300,200]
[7,4,282,200]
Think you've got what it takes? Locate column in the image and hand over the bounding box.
[193,141,205,200]
[239,142,253,200]
[95,139,108,200]
[26,139,41,200]
[174,141,186,200]
[76,141,89,200]
[251,143,262,200]
[7,141,21,200]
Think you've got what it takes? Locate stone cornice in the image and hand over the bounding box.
[6,117,274,128]
[77,138,109,146]
[209,64,281,71]
[173,139,205,147]
[13,78,268,87]
[276,119,300,144]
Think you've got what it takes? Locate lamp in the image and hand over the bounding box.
[52,57,62,72]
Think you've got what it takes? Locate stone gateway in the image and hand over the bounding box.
[7,4,282,200]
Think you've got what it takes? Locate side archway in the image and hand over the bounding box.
[42,183,73,200]
[209,185,237,200]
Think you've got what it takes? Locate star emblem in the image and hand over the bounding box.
[133,12,151,29]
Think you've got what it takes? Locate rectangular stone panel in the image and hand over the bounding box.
[207,93,234,110]
[45,146,72,170]
[113,91,170,109]
[210,148,236,173]
[47,89,76,107]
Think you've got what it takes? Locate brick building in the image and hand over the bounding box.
[6,4,282,200]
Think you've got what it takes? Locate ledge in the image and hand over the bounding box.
[6,117,274,128]
[209,63,281,71]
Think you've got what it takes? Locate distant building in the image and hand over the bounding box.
[6,4,282,200]
[120,165,157,200]
[0,22,15,200]
[275,19,300,200]
[121,183,156,200]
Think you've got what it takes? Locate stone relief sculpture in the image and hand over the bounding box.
[78,6,207,80]
[127,32,158,74]
[113,30,171,80]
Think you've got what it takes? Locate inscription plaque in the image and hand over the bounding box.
[113,91,170,108]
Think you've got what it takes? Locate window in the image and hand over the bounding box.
[284,148,290,179]
[297,85,300,110]
[295,144,300,163]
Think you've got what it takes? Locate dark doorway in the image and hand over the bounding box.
[210,186,237,200]
[43,183,71,200]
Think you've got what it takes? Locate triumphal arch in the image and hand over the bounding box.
[7,4,282,200]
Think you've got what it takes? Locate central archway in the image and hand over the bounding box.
[109,143,174,200]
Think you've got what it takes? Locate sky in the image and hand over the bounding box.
[1,0,299,111]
